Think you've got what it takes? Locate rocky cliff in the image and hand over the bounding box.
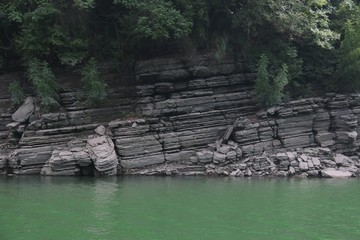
[1,54,360,178]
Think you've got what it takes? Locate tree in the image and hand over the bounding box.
[1,0,360,100]
[335,16,360,91]
[113,0,192,40]
[81,58,107,105]
[255,54,288,107]
[255,54,271,107]
[27,58,59,110]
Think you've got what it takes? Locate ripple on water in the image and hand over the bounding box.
[0,176,359,240]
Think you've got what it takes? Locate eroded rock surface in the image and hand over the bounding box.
[12,97,35,123]
[41,127,118,176]
[87,135,118,176]
[1,55,360,178]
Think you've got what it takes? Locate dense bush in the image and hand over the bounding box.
[8,81,25,106]
[335,16,360,91]
[1,0,360,106]
[255,55,288,107]
[81,58,106,105]
[27,58,59,110]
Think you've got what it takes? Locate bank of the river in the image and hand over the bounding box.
[1,176,360,240]
[2,55,360,178]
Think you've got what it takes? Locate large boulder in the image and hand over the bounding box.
[87,136,118,176]
[321,168,352,178]
[41,149,81,176]
[12,97,35,123]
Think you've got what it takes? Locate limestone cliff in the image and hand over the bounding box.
[1,54,360,178]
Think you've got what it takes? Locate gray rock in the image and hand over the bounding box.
[286,152,297,161]
[95,125,106,135]
[315,132,334,147]
[226,151,237,162]
[311,157,321,166]
[121,154,165,169]
[165,153,181,162]
[230,169,241,177]
[321,159,336,167]
[218,145,231,154]
[275,153,288,161]
[321,169,352,178]
[179,151,196,161]
[288,166,296,175]
[213,152,227,164]
[41,149,82,176]
[196,150,213,163]
[307,160,314,169]
[307,170,319,177]
[190,156,199,163]
[6,122,20,129]
[244,169,252,177]
[12,97,35,123]
[235,147,243,159]
[87,136,118,175]
[300,154,308,161]
[334,153,351,166]
[0,154,7,171]
[299,161,309,171]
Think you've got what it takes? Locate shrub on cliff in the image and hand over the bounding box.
[335,15,360,91]
[8,81,25,106]
[27,58,59,110]
[255,55,271,107]
[255,54,288,107]
[81,58,107,105]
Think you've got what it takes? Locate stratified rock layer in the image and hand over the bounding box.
[12,97,34,123]
[1,55,360,177]
[87,135,118,176]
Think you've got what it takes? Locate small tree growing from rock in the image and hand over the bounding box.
[27,58,59,110]
[255,54,288,107]
[335,16,360,91]
[8,81,25,106]
[81,58,107,105]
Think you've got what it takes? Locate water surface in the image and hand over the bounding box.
[0,176,359,240]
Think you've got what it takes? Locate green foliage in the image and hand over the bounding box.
[335,17,360,91]
[81,58,107,105]
[213,35,228,61]
[114,0,192,40]
[27,58,59,109]
[14,2,61,58]
[230,0,339,48]
[0,49,4,71]
[57,38,88,66]
[255,55,271,107]
[298,45,336,90]
[3,0,89,66]
[171,0,208,43]
[8,81,25,105]
[255,55,289,107]
[73,0,95,10]
[1,0,360,97]
[271,64,289,104]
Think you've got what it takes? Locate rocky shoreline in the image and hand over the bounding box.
[125,147,359,178]
[1,54,360,178]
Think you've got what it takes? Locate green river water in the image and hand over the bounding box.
[0,176,360,240]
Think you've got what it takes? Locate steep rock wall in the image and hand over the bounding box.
[1,54,360,177]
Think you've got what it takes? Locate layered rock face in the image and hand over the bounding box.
[100,55,257,171]
[40,132,118,176]
[2,70,136,175]
[1,55,360,177]
[108,94,360,178]
[0,73,17,146]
